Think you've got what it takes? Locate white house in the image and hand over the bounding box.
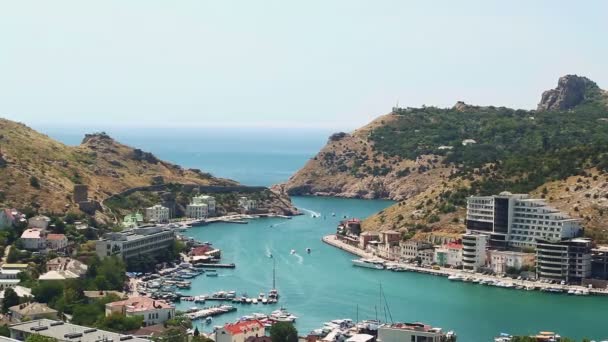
[145,205,170,223]
[238,197,257,212]
[20,229,47,250]
[46,234,68,251]
[105,296,175,327]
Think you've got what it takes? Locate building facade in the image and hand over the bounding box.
[195,195,216,215]
[466,192,581,249]
[106,296,174,326]
[536,238,592,283]
[377,323,455,342]
[186,202,208,219]
[9,303,58,322]
[238,197,258,212]
[95,226,175,261]
[145,205,170,223]
[434,242,463,267]
[46,234,68,251]
[400,240,434,262]
[488,250,535,274]
[20,229,47,250]
[215,320,265,342]
[462,233,488,271]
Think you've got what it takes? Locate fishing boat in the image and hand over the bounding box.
[352,258,385,270]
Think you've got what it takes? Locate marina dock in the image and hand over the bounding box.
[194,263,236,268]
[185,305,236,320]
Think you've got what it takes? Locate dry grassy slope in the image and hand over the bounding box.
[276,113,456,200]
[0,118,236,216]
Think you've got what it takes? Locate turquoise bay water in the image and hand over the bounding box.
[45,127,608,340]
[181,197,608,341]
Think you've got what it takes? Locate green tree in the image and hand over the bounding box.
[32,281,64,305]
[269,321,298,342]
[25,334,57,342]
[97,313,143,333]
[0,325,10,337]
[2,287,20,313]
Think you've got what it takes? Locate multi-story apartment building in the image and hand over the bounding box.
[591,246,608,280]
[536,238,592,283]
[95,226,175,261]
[466,192,581,248]
[197,195,216,215]
[399,240,434,262]
[145,205,170,223]
[20,229,47,251]
[377,322,456,342]
[462,233,488,271]
[186,202,208,219]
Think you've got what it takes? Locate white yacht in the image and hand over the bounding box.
[352,258,385,270]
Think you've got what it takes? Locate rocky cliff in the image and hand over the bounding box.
[277,75,608,241]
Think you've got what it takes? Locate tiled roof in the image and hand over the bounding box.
[224,320,264,335]
[107,296,173,312]
[47,234,67,240]
[10,302,57,316]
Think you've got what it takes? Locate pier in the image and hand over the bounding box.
[185,305,236,320]
[193,263,236,268]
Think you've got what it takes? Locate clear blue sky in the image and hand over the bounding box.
[1,1,606,130]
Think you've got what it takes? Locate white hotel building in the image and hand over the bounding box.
[466,192,581,249]
[95,226,175,261]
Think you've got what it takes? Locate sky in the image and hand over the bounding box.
[0,1,607,131]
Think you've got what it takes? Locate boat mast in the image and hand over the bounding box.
[272,257,276,289]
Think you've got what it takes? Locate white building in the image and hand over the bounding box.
[238,197,258,212]
[106,296,175,327]
[145,204,170,223]
[0,269,22,290]
[215,320,265,342]
[399,240,434,262]
[20,228,47,250]
[27,215,50,230]
[434,242,463,267]
[488,250,535,275]
[462,233,488,271]
[186,197,209,219]
[196,195,216,215]
[95,226,175,261]
[9,319,151,342]
[377,322,455,342]
[466,192,582,248]
[536,238,592,283]
[46,234,68,251]
[39,257,88,281]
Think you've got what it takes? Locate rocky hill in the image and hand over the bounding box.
[276,75,608,241]
[0,119,296,222]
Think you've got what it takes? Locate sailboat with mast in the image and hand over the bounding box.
[268,258,280,303]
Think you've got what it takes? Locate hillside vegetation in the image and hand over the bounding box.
[278,75,608,240]
[0,119,237,221]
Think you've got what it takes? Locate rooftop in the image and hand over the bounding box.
[10,302,57,316]
[47,234,67,241]
[83,290,126,299]
[8,319,150,342]
[21,228,44,239]
[345,334,374,342]
[382,322,443,334]
[223,320,264,335]
[107,296,173,313]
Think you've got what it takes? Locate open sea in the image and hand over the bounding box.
[45,126,608,341]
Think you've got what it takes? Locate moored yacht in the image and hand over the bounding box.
[352,258,385,270]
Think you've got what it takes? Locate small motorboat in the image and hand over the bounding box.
[205,317,212,324]
[306,248,311,254]
[290,249,296,255]
[206,272,219,277]
[331,213,336,217]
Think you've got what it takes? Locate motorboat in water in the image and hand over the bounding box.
[352,258,385,270]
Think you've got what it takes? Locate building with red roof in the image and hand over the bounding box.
[106,296,175,327]
[215,320,265,342]
[46,234,68,251]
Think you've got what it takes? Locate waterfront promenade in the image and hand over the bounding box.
[322,234,608,296]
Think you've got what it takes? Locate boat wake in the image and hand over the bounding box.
[300,207,321,218]
[270,221,288,228]
[292,253,304,264]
